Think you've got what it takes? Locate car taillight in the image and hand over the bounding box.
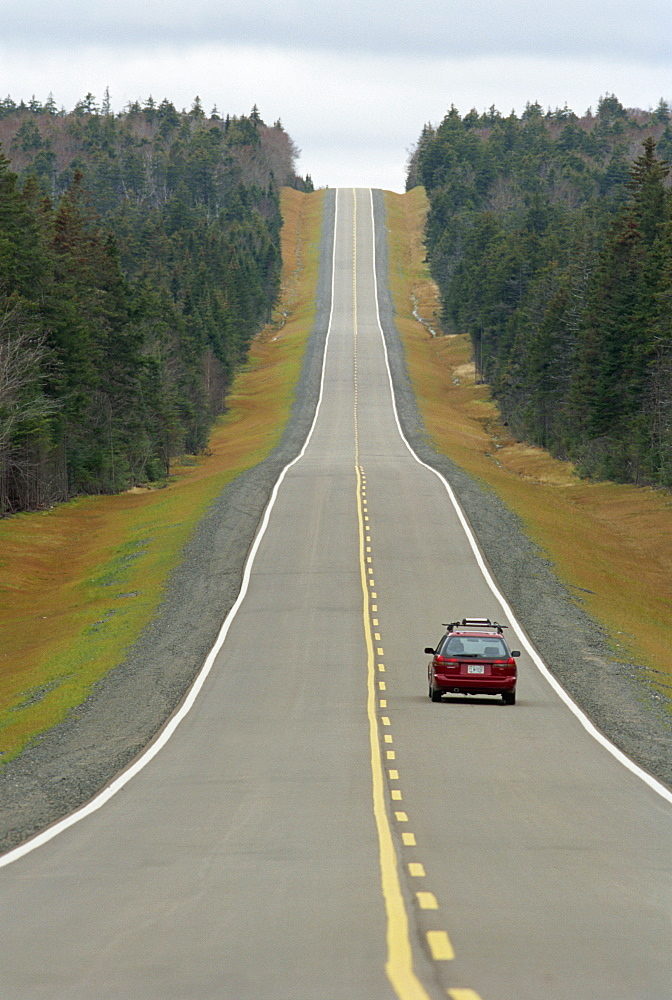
[492,658,517,675]
[435,656,460,671]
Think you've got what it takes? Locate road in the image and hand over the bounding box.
[1,188,672,1000]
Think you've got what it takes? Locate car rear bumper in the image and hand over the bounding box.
[434,673,516,695]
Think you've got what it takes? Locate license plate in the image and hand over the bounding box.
[467,664,485,674]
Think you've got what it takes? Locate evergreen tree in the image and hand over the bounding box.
[0,95,300,510]
[413,98,672,486]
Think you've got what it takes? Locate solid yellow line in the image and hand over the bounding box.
[447,990,481,1000]
[352,188,432,1000]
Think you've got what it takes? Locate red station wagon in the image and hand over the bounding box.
[425,618,520,705]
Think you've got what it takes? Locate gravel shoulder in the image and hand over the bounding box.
[2,187,670,855]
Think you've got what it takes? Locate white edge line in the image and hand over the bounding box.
[0,191,342,869]
[367,188,672,807]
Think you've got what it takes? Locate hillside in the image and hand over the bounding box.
[0,94,312,514]
[409,94,672,488]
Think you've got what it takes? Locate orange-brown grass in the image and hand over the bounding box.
[386,187,672,694]
[0,187,324,762]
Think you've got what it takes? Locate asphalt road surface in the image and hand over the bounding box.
[1,189,671,1000]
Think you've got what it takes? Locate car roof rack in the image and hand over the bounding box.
[442,617,508,634]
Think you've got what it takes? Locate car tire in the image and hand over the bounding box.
[502,691,516,705]
[429,681,442,702]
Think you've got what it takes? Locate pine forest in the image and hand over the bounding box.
[0,92,311,514]
[409,95,672,487]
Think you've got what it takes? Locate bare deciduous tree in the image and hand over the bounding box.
[0,303,61,514]
[0,306,57,447]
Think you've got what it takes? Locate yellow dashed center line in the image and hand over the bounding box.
[356,457,433,1000]
[428,932,456,962]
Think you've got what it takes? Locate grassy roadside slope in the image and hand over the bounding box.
[0,188,324,765]
[385,187,672,699]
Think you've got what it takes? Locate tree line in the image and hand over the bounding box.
[408,95,672,486]
[0,94,313,514]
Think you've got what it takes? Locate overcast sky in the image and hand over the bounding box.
[2,1,671,190]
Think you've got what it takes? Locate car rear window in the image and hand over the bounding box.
[441,635,508,658]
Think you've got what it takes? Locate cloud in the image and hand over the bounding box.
[4,0,671,62]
